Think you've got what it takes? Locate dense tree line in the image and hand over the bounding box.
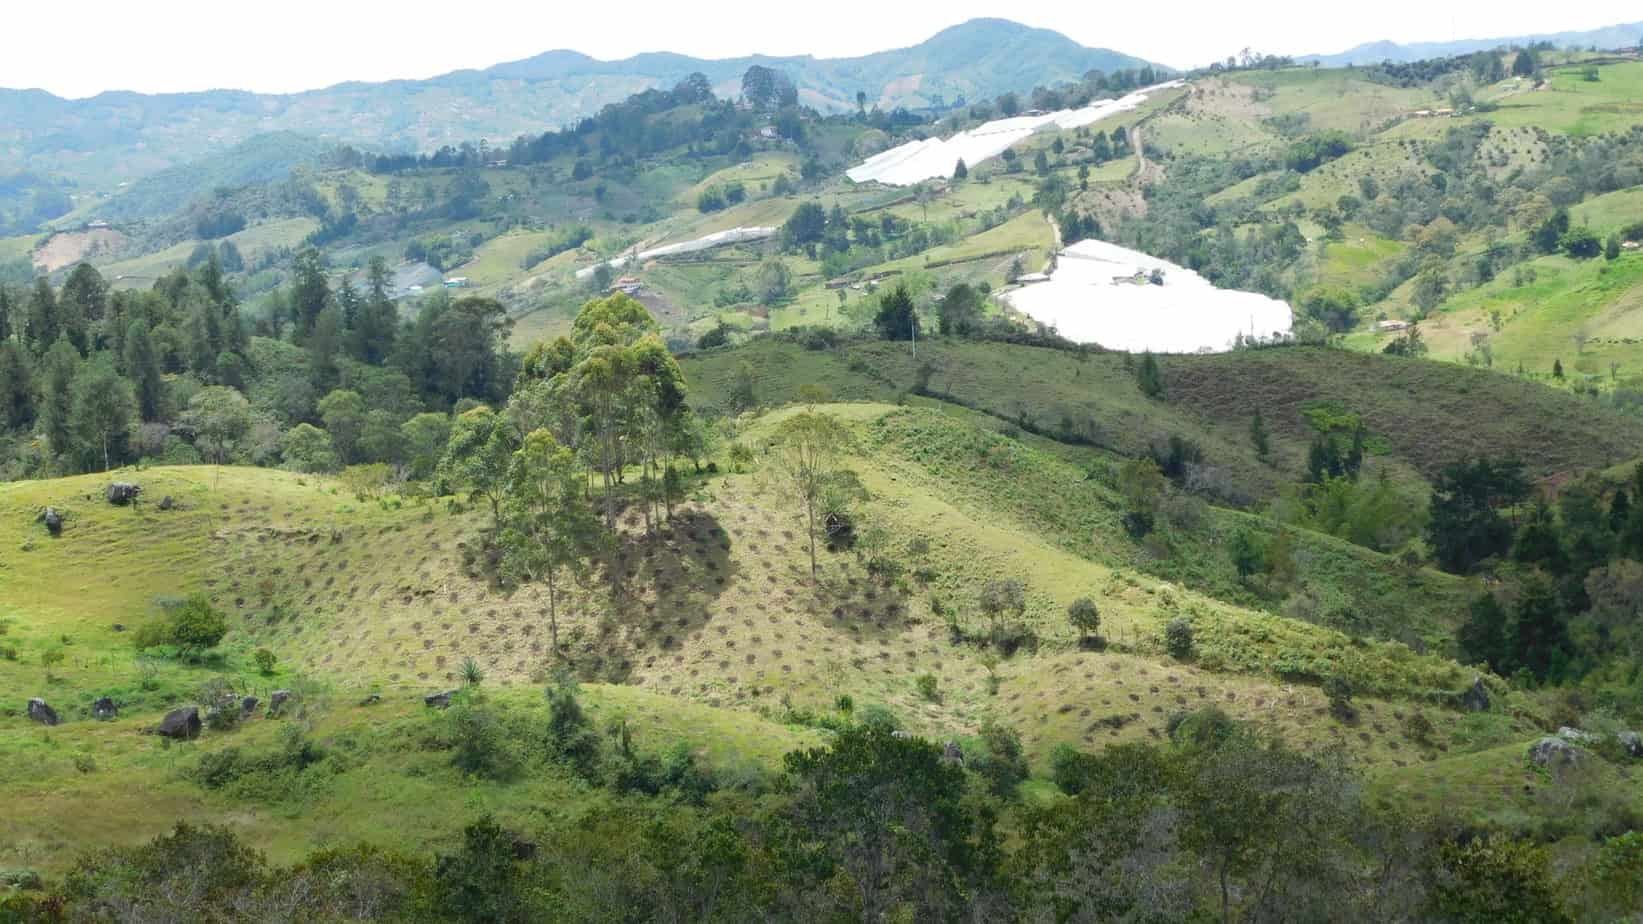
[0,249,513,478]
[1438,458,1643,701]
[358,68,816,176]
[4,704,1632,922]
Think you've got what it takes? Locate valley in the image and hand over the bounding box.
[2,14,1643,922]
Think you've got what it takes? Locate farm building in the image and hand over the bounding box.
[1377,319,1411,332]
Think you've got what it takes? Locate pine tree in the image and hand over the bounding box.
[1511,578,1569,681]
[38,337,80,463]
[1552,358,1564,380]
[0,284,13,344]
[26,278,60,355]
[1610,488,1631,534]
[0,341,33,429]
[1457,594,1509,672]
[1136,352,1164,398]
[123,320,164,421]
[952,158,968,181]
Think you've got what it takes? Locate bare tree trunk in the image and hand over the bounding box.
[806,497,818,579]
[546,569,560,656]
[1219,859,1231,924]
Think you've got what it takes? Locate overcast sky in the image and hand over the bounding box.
[5,1,1641,98]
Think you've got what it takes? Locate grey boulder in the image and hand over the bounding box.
[1460,675,1490,712]
[107,483,142,506]
[1528,736,1586,772]
[240,696,259,717]
[424,690,456,709]
[92,697,117,720]
[1618,731,1642,758]
[27,698,59,726]
[41,507,62,536]
[269,689,292,715]
[1556,726,1596,744]
[157,706,201,739]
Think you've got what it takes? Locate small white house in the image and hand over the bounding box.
[1376,319,1411,332]
[443,277,470,289]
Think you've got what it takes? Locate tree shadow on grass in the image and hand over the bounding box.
[563,506,740,685]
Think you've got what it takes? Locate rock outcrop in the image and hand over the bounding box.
[157,706,201,739]
[27,698,59,726]
[1460,675,1490,712]
[1528,736,1586,772]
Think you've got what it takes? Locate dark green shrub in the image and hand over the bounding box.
[972,721,1029,798]
[1067,596,1101,640]
[1049,743,1102,795]
[1165,617,1195,659]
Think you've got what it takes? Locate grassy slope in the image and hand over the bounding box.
[98,218,319,286]
[685,339,1643,488]
[1392,251,1643,381]
[0,394,1555,873]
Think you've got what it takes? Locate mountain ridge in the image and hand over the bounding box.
[1304,20,1643,65]
[0,19,1156,190]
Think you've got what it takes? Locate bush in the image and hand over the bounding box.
[1165,617,1195,659]
[444,702,517,780]
[253,648,277,676]
[985,620,1039,657]
[915,673,940,702]
[1067,597,1101,640]
[138,594,228,658]
[1405,711,1435,745]
[460,657,485,688]
[1324,675,1357,722]
[1050,743,1102,795]
[546,679,604,782]
[192,726,325,791]
[973,721,1029,797]
[857,704,899,732]
[697,323,731,350]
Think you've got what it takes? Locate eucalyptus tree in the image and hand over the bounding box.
[501,429,602,654]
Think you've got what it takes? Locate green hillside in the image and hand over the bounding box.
[6,33,1643,922]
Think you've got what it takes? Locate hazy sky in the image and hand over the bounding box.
[5,1,1641,98]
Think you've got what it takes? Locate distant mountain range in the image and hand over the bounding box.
[0,19,1153,193]
[1304,21,1643,66]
